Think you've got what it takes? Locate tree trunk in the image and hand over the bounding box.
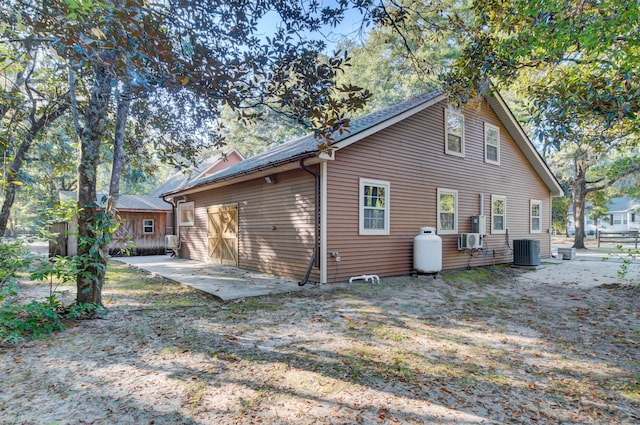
[0,101,69,236]
[76,63,112,306]
[572,167,587,249]
[109,80,132,200]
[0,181,19,237]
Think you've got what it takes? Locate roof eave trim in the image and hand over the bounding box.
[487,92,564,197]
[116,208,173,213]
[162,152,316,198]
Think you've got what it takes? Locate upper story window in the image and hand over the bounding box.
[178,201,195,226]
[491,195,507,234]
[484,123,500,165]
[143,219,155,234]
[530,200,542,233]
[445,109,465,157]
[437,188,458,234]
[359,178,390,235]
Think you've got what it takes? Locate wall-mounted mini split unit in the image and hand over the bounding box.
[458,233,483,250]
[165,235,179,249]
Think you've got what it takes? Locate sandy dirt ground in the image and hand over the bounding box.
[1,253,639,424]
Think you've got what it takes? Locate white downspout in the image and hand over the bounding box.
[175,200,183,242]
[320,160,328,284]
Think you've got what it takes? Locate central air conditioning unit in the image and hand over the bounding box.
[513,239,540,266]
[458,233,483,250]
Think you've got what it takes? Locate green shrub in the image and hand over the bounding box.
[0,238,33,293]
[0,238,103,344]
[0,298,65,344]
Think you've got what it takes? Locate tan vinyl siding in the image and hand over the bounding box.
[178,168,318,281]
[326,99,552,282]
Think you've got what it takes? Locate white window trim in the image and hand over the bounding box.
[530,200,542,233]
[491,195,507,234]
[437,188,458,235]
[613,213,623,225]
[359,178,390,235]
[143,219,155,234]
[445,109,465,157]
[178,201,195,226]
[484,122,500,165]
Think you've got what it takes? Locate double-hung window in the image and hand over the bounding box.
[143,219,154,234]
[445,109,465,157]
[491,195,506,234]
[484,123,500,165]
[437,188,458,234]
[359,178,390,235]
[530,200,542,233]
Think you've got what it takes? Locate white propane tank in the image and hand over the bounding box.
[414,226,442,274]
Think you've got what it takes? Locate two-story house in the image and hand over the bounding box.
[161,90,563,284]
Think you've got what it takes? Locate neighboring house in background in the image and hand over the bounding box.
[161,89,563,284]
[604,197,640,231]
[52,192,173,256]
[567,197,640,235]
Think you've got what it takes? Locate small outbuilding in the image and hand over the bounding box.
[52,192,173,257]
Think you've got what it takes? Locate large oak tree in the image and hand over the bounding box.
[438,0,640,248]
[6,0,378,305]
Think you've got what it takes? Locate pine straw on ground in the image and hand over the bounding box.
[1,262,639,424]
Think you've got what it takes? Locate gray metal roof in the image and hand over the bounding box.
[607,197,640,212]
[164,90,445,196]
[568,197,640,214]
[148,171,192,198]
[60,191,172,211]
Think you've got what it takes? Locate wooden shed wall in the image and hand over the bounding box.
[110,211,169,255]
[178,168,318,281]
[325,99,552,282]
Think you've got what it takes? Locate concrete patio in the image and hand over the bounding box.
[112,255,307,301]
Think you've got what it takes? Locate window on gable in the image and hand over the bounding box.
[437,188,458,234]
[491,195,506,234]
[359,178,390,235]
[485,123,500,164]
[143,219,154,234]
[530,200,542,233]
[178,201,195,226]
[445,109,465,157]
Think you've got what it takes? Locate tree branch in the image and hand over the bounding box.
[584,162,640,195]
